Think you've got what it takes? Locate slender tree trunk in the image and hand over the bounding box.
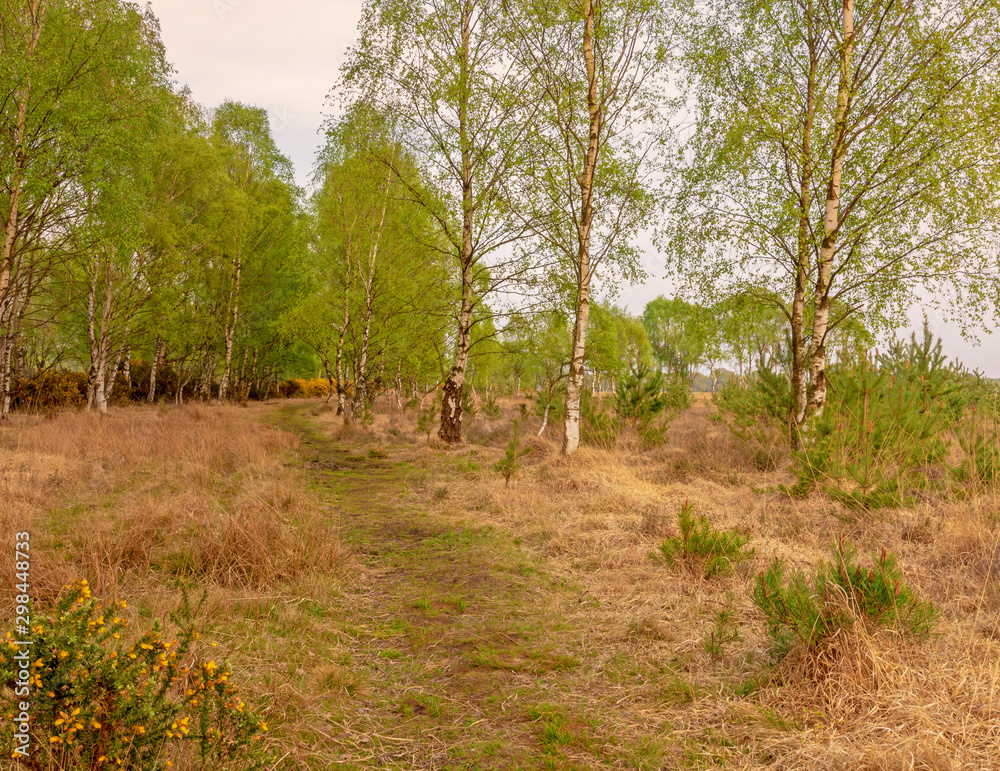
[808,0,854,420]
[439,2,475,445]
[148,337,165,403]
[562,0,600,457]
[395,362,403,412]
[0,1,45,320]
[121,345,131,402]
[217,256,242,403]
[0,301,18,419]
[354,294,373,412]
[537,399,551,437]
[14,340,24,383]
[791,6,818,444]
[440,263,473,443]
[87,270,114,414]
[245,346,257,401]
[104,347,122,405]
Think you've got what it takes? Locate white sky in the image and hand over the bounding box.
[148,0,1000,376]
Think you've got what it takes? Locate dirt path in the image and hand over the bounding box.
[273,404,705,770]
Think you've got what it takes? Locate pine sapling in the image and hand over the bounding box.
[495,418,532,487]
[418,401,438,445]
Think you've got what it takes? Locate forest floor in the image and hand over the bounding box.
[2,398,999,769]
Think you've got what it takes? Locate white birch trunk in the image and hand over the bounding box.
[562,0,601,457]
[809,0,854,420]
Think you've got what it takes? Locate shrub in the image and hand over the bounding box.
[417,400,438,444]
[580,390,619,450]
[0,580,269,770]
[460,386,477,418]
[794,326,975,507]
[614,364,688,449]
[494,418,532,487]
[278,379,330,399]
[713,368,793,468]
[481,393,502,420]
[12,371,88,411]
[752,536,939,659]
[657,501,753,578]
[615,364,680,425]
[953,386,1000,491]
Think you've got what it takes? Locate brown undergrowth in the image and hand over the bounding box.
[315,392,1000,769]
[0,403,350,769]
[2,396,998,769]
[0,404,346,602]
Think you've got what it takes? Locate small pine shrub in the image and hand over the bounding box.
[494,418,532,487]
[580,390,619,450]
[481,393,502,420]
[615,364,673,425]
[953,386,1000,491]
[614,364,687,448]
[702,596,741,664]
[714,369,792,470]
[752,536,939,659]
[417,401,438,444]
[657,501,753,578]
[0,580,269,770]
[460,387,477,418]
[795,326,976,508]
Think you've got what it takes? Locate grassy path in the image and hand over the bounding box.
[272,405,699,770]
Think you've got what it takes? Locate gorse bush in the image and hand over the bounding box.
[279,378,331,398]
[0,580,269,770]
[752,536,938,659]
[657,501,753,578]
[12,371,89,411]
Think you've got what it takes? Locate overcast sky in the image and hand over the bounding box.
[148,0,1000,376]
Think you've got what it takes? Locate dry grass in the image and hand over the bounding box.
[0,403,347,603]
[334,393,1000,769]
[4,394,999,768]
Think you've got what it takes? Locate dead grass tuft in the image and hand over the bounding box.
[0,403,346,604]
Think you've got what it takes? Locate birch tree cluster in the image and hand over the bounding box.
[1,0,303,415]
[332,0,1000,454]
[4,0,1000,457]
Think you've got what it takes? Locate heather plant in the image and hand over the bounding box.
[657,501,753,578]
[752,536,939,659]
[0,580,270,771]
